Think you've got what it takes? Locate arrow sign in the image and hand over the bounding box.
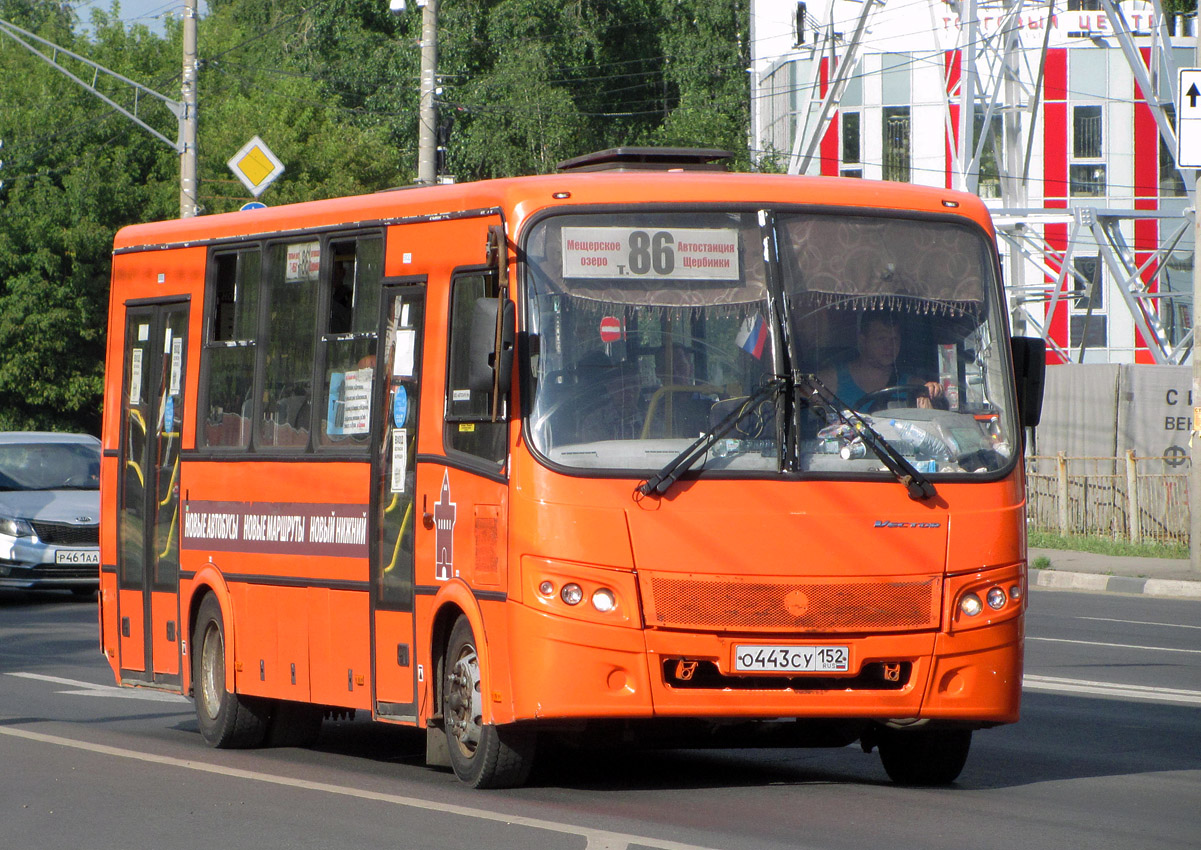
[1176,69,1201,168]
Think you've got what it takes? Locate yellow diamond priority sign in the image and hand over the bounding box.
[227,136,285,197]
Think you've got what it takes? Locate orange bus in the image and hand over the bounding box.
[100,148,1045,788]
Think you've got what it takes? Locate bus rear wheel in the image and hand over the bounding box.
[193,594,270,748]
[442,616,535,788]
[876,726,972,786]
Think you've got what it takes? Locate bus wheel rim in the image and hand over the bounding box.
[448,646,483,756]
[200,623,223,720]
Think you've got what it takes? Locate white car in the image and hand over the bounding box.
[0,432,101,595]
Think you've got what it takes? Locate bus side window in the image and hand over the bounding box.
[258,242,320,450]
[319,237,382,449]
[201,250,260,450]
[445,271,507,465]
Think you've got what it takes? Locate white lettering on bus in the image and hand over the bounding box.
[310,514,337,544]
[184,511,240,540]
[335,515,367,546]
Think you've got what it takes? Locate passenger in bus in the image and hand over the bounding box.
[817,312,943,411]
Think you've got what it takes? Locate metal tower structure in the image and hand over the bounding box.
[767,0,1195,365]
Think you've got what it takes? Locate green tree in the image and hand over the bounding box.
[0,0,751,432]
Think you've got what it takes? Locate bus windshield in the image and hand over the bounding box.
[523,208,1016,478]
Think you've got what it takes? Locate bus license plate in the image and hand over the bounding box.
[55,550,100,565]
[733,645,849,673]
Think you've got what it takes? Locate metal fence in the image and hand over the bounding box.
[1025,453,1190,546]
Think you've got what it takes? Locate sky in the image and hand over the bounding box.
[72,0,209,36]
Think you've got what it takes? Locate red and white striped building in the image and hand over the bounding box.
[751,0,1194,365]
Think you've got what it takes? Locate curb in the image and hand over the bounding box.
[1032,569,1201,600]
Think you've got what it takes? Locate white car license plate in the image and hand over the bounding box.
[733,645,850,673]
[55,549,100,565]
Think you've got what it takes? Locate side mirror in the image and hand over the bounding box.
[468,297,515,398]
[1011,336,1046,428]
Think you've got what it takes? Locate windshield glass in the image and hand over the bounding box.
[523,209,1017,478]
[0,442,101,491]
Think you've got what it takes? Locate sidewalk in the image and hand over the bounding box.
[1029,547,1201,600]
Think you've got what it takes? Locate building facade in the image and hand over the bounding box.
[751,0,1194,365]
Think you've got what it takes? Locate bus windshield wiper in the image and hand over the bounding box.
[637,377,789,498]
[794,374,937,502]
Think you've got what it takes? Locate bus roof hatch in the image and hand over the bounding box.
[556,147,734,173]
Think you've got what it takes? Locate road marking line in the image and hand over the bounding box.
[1073,617,1201,631]
[1023,675,1201,707]
[6,672,188,703]
[1027,637,1201,655]
[0,724,740,850]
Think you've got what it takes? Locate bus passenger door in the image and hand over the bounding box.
[371,284,424,720]
[116,301,188,686]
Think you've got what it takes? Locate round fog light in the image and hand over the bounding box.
[960,592,983,617]
[1009,584,1023,601]
[986,587,1007,610]
[538,580,555,597]
[561,583,583,605]
[591,588,616,613]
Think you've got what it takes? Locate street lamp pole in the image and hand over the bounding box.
[417,0,440,185]
[180,0,199,217]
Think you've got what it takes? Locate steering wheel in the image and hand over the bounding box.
[854,384,927,412]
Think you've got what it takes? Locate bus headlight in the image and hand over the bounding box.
[591,588,617,613]
[960,593,984,617]
[986,587,1007,610]
[561,583,584,605]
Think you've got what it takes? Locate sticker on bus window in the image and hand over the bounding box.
[395,329,416,377]
[393,386,408,428]
[340,368,373,435]
[390,429,408,493]
[169,337,183,396]
[137,323,150,341]
[285,241,321,282]
[561,227,740,281]
[129,348,144,405]
[326,368,372,435]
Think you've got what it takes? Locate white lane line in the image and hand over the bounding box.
[1027,637,1201,655]
[7,672,189,703]
[1023,675,1201,707]
[1074,617,1201,632]
[0,724,745,850]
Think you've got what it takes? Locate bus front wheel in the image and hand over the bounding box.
[442,616,535,788]
[876,726,972,786]
[192,594,270,748]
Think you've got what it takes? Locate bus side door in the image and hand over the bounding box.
[371,284,424,719]
[116,300,188,685]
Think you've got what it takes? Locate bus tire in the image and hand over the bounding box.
[192,594,270,749]
[267,700,323,748]
[877,727,972,786]
[442,616,535,788]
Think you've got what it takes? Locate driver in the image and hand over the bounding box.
[817,312,943,410]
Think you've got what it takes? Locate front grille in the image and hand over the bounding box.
[5,563,98,581]
[31,522,99,546]
[641,572,941,633]
[662,659,912,691]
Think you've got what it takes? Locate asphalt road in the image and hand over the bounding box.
[1,587,1197,850]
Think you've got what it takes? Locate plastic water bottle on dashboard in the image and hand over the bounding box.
[888,419,950,461]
